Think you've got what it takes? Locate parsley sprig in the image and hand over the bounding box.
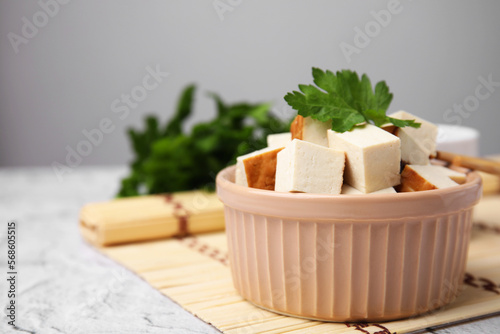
[284,68,420,132]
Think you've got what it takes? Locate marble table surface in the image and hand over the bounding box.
[0,166,498,334]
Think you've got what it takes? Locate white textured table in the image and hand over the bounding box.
[0,167,498,334]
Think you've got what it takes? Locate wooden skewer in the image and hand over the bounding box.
[436,151,500,175]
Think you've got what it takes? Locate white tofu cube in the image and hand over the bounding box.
[267,132,292,148]
[328,124,401,193]
[275,139,345,194]
[290,115,331,147]
[235,147,283,190]
[341,184,396,194]
[432,165,467,184]
[395,128,430,165]
[399,164,459,192]
[390,111,438,165]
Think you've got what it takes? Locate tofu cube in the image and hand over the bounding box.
[341,184,396,194]
[267,132,292,148]
[395,128,430,165]
[432,165,467,184]
[328,124,401,193]
[275,139,345,194]
[381,124,397,135]
[290,115,331,147]
[390,111,438,165]
[399,165,459,192]
[235,147,283,190]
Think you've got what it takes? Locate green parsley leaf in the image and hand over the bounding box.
[284,68,421,132]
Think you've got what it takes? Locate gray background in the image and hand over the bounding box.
[1,0,499,168]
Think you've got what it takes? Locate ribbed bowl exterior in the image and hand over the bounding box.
[224,208,473,322]
[217,166,482,322]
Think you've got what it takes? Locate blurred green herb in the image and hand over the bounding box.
[117,84,291,197]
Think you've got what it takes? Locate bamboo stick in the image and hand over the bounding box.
[436,151,500,175]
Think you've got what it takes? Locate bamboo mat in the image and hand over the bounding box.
[96,197,500,334]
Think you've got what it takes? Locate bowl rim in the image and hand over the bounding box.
[216,165,483,220]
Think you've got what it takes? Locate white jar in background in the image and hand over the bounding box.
[436,124,480,157]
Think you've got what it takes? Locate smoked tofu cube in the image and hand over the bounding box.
[267,132,292,148]
[235,147,283,190]
[290,115,331,147]
[275,139,345,194]
[390,111,438,165]
[341,184,396,194]
[328,124,401,193]
[381,124,397,135]
[399,165,459,192]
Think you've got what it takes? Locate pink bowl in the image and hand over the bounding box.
[216,166,482,322]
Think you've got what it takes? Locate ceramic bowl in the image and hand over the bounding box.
[216,166,482,322]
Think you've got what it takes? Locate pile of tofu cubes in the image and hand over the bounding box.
[235,111,466,195]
